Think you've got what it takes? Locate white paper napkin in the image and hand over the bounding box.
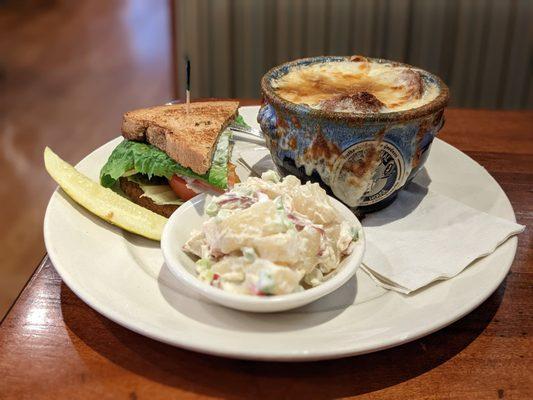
[360,183,524,293]
[238,148,525,294]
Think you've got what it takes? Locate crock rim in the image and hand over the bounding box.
[260,55,450,122]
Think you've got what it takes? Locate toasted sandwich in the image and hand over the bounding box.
[100,101,242,217]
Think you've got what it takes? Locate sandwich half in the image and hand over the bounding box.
[100,101,241,217]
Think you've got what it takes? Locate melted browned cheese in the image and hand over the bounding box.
[273,60,439,113]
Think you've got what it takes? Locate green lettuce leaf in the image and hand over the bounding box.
[100,136,230,189]
[234,114,251,129]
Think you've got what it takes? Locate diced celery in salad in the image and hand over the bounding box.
[182,170,361,296]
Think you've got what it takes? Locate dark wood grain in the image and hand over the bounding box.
[0,108,531,399]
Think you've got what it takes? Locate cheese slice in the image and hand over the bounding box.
[126,175,184,206]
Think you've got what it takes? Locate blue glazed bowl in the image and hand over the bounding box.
[258,56,450,212]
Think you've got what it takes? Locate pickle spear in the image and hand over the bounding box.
[44,147,166,241]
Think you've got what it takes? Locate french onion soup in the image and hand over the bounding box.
[272,56,439,113]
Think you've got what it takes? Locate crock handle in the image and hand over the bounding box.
[257,102,278,138]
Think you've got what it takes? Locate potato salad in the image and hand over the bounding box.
[183,171,360,296]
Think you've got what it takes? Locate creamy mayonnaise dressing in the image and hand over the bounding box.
[183,171,360,296]
[273,60,439,113]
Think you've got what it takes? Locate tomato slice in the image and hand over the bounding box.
[190,179,224,194]
[169,175,198,201]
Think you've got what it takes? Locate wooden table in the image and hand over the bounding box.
[0,109,531,399]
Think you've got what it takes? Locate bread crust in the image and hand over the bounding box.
[119,177,178,218]
[121,101,239,175]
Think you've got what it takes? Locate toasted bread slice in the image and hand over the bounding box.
[122,101,239,175]
[119,177,178,218]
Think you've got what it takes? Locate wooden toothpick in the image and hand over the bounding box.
[186,58,191,113]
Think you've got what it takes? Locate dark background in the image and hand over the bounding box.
[174,0,532,108]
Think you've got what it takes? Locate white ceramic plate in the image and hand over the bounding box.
[161,193,365,313]
[44,106,518,361]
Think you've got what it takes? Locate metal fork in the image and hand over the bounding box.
[228,122,264,139]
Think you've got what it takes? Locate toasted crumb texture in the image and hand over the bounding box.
[119,177,178,218]
[121,101,239,175]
